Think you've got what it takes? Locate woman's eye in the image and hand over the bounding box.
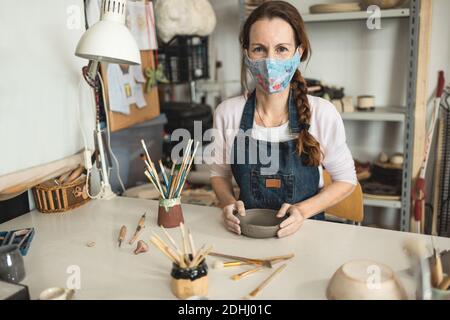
[276,47,288,53]
[253,47,264,53]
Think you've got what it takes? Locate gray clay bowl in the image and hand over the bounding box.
[237,209,286,239]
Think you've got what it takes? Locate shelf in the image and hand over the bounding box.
[341,107,405,122]
[302,8,410,23]
[363,197,402,209]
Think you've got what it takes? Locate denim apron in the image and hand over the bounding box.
[230,91,324,220]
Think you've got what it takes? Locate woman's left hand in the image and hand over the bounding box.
[276,203,305,238]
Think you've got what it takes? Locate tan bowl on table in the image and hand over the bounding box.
[327,259,408,300]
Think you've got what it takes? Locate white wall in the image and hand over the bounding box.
[0,0,95,177]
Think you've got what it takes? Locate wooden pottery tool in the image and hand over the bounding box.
[231,266,264,281]
[245,264,287,299]
[438,277,450,291]
[129,212,146,245]
[430,238,444,287]
[134,240,149,255]
[57,171,72,185]
[65,165,84,184]
[118,225,127,248]
[213,260,252,269]
[263,254,295,263]
[209,252,272,268]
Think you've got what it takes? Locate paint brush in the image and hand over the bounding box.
[231,266,264,281]
[151,230,183,266]
[188,228,196,257]
[149,237,179,264]
[160,226,183,256]
[179,222,189,263]
[209,252,272,268]
[244,263,287,299]
[129,212,146,245]
[430,236,444,288]
[190,245,213,268]
[212,260,252,269]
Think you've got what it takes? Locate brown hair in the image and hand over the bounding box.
[239,1,322,166]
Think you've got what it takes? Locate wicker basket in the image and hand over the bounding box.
[32,175,90,213]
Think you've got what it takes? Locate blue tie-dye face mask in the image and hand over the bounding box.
[244,50,301,94]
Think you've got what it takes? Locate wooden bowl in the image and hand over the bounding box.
[326,259,408,300]
[310,2,362,14]
[361,0,407,9]
[237,209,286,239]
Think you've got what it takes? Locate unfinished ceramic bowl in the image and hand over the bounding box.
[237,209,286,239]
[326,259,408,300]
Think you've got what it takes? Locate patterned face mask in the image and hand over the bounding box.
[244,49,301,94]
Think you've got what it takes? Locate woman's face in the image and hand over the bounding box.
[248,17,298,60]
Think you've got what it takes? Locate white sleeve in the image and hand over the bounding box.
[317,100,357,186]
[210,103,233,178]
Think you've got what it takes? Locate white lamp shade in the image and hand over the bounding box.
[75,20,141,65]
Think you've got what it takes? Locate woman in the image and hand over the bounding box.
[210,1,357,238]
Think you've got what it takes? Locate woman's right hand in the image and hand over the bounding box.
[222,200,246,235]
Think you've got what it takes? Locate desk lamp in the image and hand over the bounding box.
[75,0,141,199]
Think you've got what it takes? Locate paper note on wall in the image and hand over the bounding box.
[127,1,158,50]
[134,84,147,108]
[107,64,130,115]
[130,64,146,83]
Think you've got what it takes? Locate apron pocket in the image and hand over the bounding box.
[251,170,294,206]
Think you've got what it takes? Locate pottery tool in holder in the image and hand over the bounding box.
[428,237,450,299]
[129,212,146,245]
[244,263,287,299]
[141,138,199,228]
[149,224,212,299]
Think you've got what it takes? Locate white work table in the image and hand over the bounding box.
[1,196,449,300]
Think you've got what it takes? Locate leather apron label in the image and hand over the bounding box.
[266,178,281,189]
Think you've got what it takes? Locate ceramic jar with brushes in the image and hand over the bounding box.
[171,257,208,300]
[141,139,199,228]
[150,223,213,299]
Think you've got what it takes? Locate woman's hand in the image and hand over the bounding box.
[276,203,305,238]
[222,200,246,235]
